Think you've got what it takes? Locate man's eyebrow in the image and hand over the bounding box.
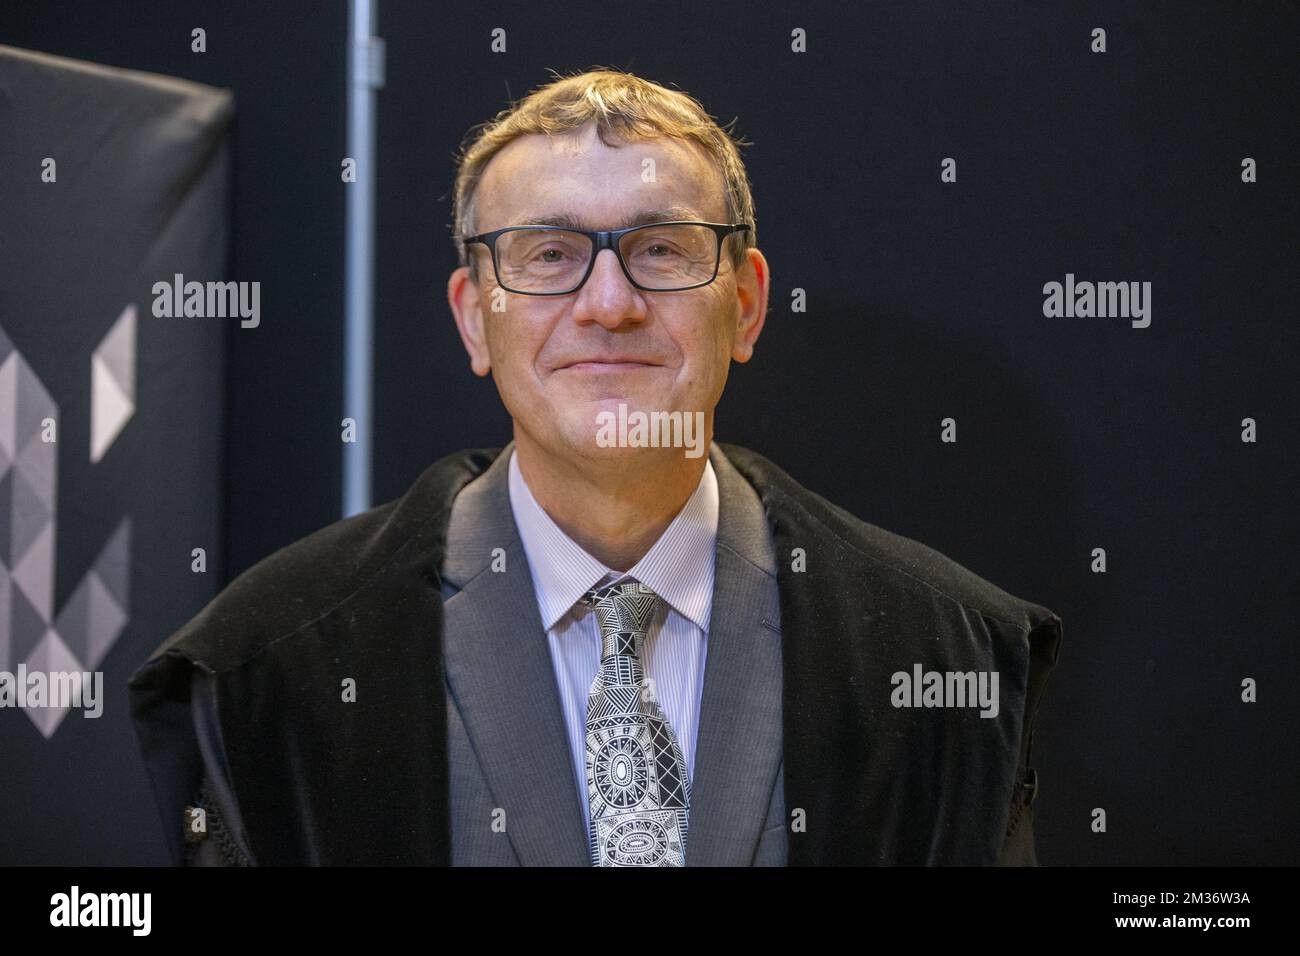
[515,206,707,230]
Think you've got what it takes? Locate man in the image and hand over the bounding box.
[128,68,1062,866]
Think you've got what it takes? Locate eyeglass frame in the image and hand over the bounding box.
[459,220,753,295]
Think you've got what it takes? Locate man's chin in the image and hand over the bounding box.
[569,397,658,435]
[569,441,687,472]
[550,399,711,463]
[542,407,638,458]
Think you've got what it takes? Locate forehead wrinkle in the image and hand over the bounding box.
[478,133,730,234]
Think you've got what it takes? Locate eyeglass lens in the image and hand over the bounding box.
[494,224,719,293]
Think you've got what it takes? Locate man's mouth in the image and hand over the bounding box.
[558,359,661,372]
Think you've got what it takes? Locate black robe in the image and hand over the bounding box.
[127,443,1063,865]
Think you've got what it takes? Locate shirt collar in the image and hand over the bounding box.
[507,448,718,633]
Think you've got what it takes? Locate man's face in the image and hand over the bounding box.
[448,121,768,468]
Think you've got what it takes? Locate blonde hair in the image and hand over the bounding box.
[450,67,756,281]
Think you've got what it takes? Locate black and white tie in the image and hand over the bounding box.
[582,580,691,866]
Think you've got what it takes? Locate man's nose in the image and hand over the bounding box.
[570,247,646,328]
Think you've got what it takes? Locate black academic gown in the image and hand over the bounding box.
[127,443,1063,865]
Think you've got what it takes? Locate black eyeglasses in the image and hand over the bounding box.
[460,221,752,295]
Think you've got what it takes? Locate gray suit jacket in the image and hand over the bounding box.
[184,441,787,865]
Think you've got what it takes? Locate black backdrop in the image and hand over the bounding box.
[1,0,1296,865]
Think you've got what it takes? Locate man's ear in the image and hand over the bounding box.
[731,247,770,363]
[448,265,492,377]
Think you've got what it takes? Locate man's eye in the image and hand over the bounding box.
[638,242,683,258]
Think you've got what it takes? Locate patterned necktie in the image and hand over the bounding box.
[582,580,692,866]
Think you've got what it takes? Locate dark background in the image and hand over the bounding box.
[1,0,1296,865]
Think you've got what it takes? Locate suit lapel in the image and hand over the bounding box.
[438,441,784,867]
[684,445,784,865]
[440,441,590,865]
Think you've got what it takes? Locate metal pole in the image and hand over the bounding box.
[343,0,384,516]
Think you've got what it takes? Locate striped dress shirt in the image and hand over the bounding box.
[506,449,718,844]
